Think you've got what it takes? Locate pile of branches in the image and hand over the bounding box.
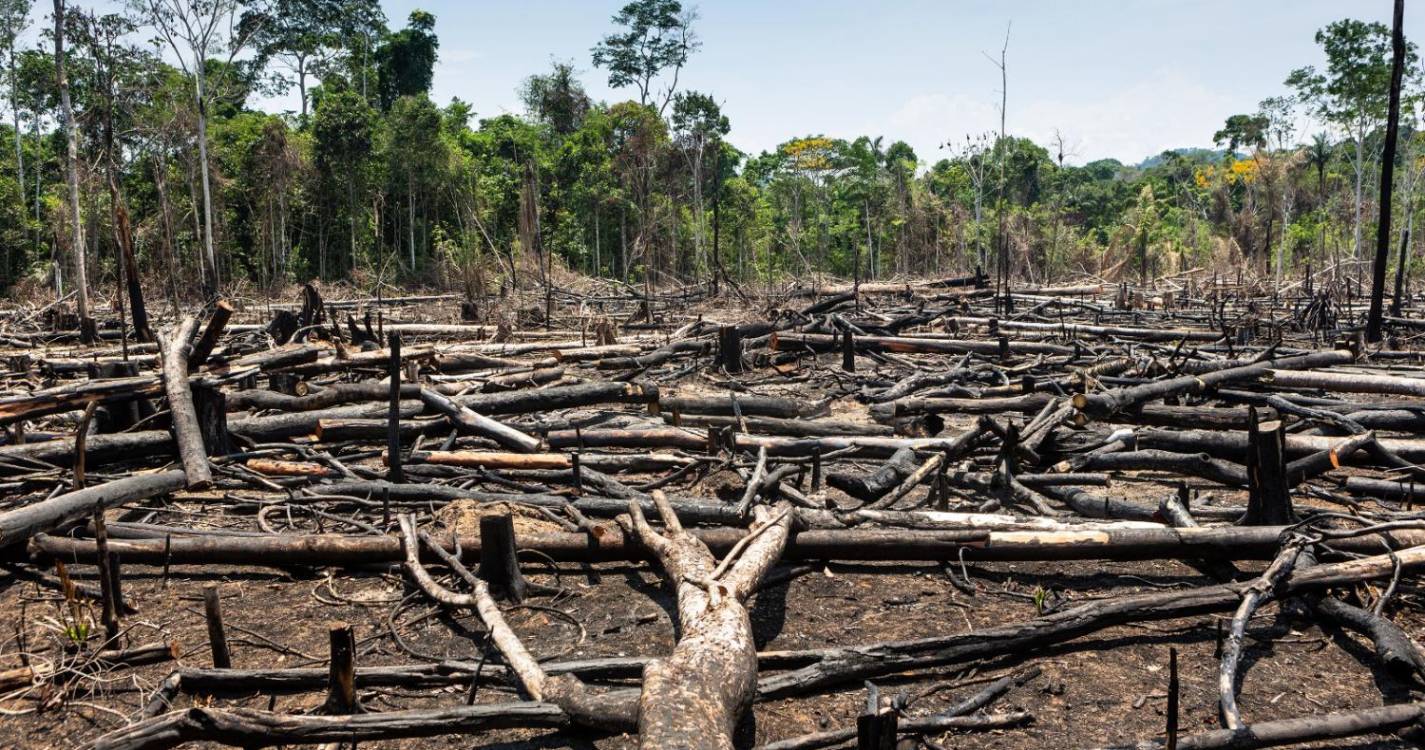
[1,274,1425,749]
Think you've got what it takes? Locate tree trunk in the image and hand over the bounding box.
[1394,223,1412,315]
[161,316,213,489]
[628,493,793,749]
[1367,0,1407,342]
[54,0,93,339]
[195,67,219,294]
[8,43,23,276]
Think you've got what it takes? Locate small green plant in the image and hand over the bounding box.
[64,621,90,645]
[1033,585,1049,616]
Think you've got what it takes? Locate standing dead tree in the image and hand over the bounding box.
[1367,0,1408,342]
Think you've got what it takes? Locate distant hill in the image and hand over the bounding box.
[1135,147,1235,169]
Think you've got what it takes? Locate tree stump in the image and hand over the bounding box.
[478,513,528,603]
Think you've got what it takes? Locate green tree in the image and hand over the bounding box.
[591,0,697,115]
[312,87,374,276]
[0,0,31,228]
[671,90,727,275]
[132,0,264,293]
[1213,113,1269,152]
[242,0,385,118]
[520,60,590,137]
[375,10,436,111]
[607,101,667,279]
[1288,18,1418,260]
[386,94,447,272]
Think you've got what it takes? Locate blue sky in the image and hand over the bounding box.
[364,0,1419,165]
[26,1,1424,165]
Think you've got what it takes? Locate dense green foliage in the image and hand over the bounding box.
[2,0,1424,299]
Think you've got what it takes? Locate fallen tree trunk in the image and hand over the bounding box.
[659,394,830,419]
[546,426,985,457]
[187,300,233,371]
[1096,701,1425,750]
[771,331,1074,357]
[665,413,895,437]
[404,450,692,473]
[33,524,1425,566]
[1310,595,1425,682]
[1263,367,1425,397]
[1139,428,1425,463]
[874,392,1055,418]
[1074,350,1354,419]
[417,387,541,452]
[0,470,187,549]
[161,315,211,489]
[0,402,426,472]
[1075,450,1248,486]
[626,492,794,749]
[755,711,1031,750]
[224,382,420,413]
[454,381,658,415]
[91,702,571,750]
[755,540,1425,698]
[948,315,1222,342]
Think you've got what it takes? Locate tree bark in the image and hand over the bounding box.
[627,492,794,749]
[161,316,213,488]
[1367,0,1407,342]
[53,0,93,339]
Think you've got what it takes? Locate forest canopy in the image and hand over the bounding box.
[1,0,1422,302]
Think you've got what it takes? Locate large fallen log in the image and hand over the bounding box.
[665,413,895,437]
[658,394,830,419]
[404,449,692,473]
[771,332,1074,357]
[0,470,187,549]
[32,524,1425,566]
[91,702,571,750]
[0,402,425,471]
[627,493,794,749]
[0,345,319,426]
[0,375,164,425]
[1075,450,1248,486]
[1096,701,1425,750]
[161,315,212,488]
[544,426,984,457]
[417,387,542,452]
[225,382,420,413]
[874,391,1057,419]
[1138,427,1425,462]
[1264,367,1425,397]
[454,381,658,415]
[1073,350,1354,419]
[948,315,1222,342]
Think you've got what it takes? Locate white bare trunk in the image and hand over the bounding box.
[195,70,219,290]
[409,173,416,270]
[1276,198,1291,288]
[54,0,89,320]
[8,48,22,204]
[1353,134,1365,261]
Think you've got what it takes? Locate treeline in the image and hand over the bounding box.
[0,0,1421,302]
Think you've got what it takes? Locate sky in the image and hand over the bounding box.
[23,1,1425,166]
[365,0,1419,166]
